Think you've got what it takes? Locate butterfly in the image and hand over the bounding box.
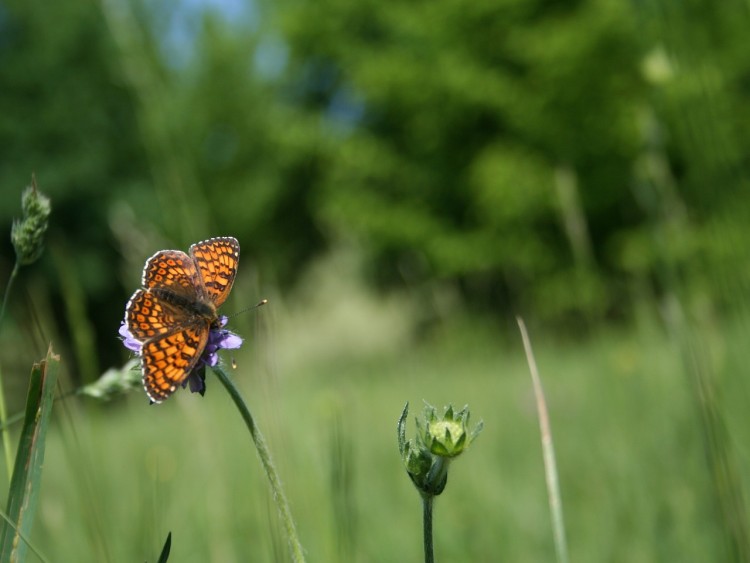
[123,237,240,403]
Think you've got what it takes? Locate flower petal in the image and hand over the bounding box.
[220,332,243,350]
[119,321,142,353]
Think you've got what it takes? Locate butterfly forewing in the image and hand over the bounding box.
[142,250,203,301]
[190,237,240,307]
[126,289,189,342]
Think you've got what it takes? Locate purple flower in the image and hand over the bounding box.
[119,316,243,398]
[119,321,142,353]
[182,316,243,396]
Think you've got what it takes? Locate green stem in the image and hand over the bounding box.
[0,261,21,482]
[0,261,20,330]
[422,495,434,563]
[212,365,306,563]
[0,365,14,481]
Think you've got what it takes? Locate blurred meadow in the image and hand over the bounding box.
[1,0,750,561]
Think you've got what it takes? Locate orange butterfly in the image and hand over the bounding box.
[122,237,241,403]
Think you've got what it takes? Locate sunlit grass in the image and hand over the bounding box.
[24,281,749,561]
[0,241,740,562]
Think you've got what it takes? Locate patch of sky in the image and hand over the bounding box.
[155,0,260,69]
[149,0,363,134]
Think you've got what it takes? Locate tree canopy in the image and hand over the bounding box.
[1,0,750,372]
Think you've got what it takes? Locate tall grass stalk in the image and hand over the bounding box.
[0,346,58,562]
[327,405,356,563]
[0,364,15,483]
[632,100,750,560]
[212,364,306,562]
[0,261,21,481]
[664,299,750,561]
[517,318,569,563]
[1,175,51,485]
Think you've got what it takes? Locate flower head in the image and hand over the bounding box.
[180,316,243,396]
[398,402,483,498]
[419,403,481,459]
[119,315,243,399]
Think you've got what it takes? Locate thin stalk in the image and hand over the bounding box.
[0,261,21,481]
[422,495,434,563]
[0,366,14,482]
[0,262,20,329]
[0,388,83,432]
[517,317,570,563]
[212,364,306,563]
[0,508,49,563]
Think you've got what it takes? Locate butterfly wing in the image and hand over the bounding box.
[189,237,240,307]
[142,249,203,300]
[125,289,186,343]
[141,322,210,403]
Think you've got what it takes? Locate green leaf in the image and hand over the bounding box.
[0,345,59,563]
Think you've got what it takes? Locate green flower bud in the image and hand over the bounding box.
[421,404,483,458]
[11,175,51,266]
[398,401,482,498]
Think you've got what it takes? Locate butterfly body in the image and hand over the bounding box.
[124,237,240,403]
[150,287,217,321]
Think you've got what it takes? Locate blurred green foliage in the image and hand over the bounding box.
[1,2,750,561]
[281,0,645,310]
[1,0,749,372]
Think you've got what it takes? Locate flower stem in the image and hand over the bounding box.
[0,261,21,482]
[212,364,306,562]
[422,494,434,563]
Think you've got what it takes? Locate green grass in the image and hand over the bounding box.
[22,306,748,562]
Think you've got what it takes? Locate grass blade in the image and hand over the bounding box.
[517,318,569,563]
[156,532,171,563]
[0,345,59,563]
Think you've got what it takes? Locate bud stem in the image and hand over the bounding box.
[422,494,434,563]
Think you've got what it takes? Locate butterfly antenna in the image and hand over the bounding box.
[228,299,268,319]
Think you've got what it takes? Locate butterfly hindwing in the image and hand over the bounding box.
[141,322,210,403]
